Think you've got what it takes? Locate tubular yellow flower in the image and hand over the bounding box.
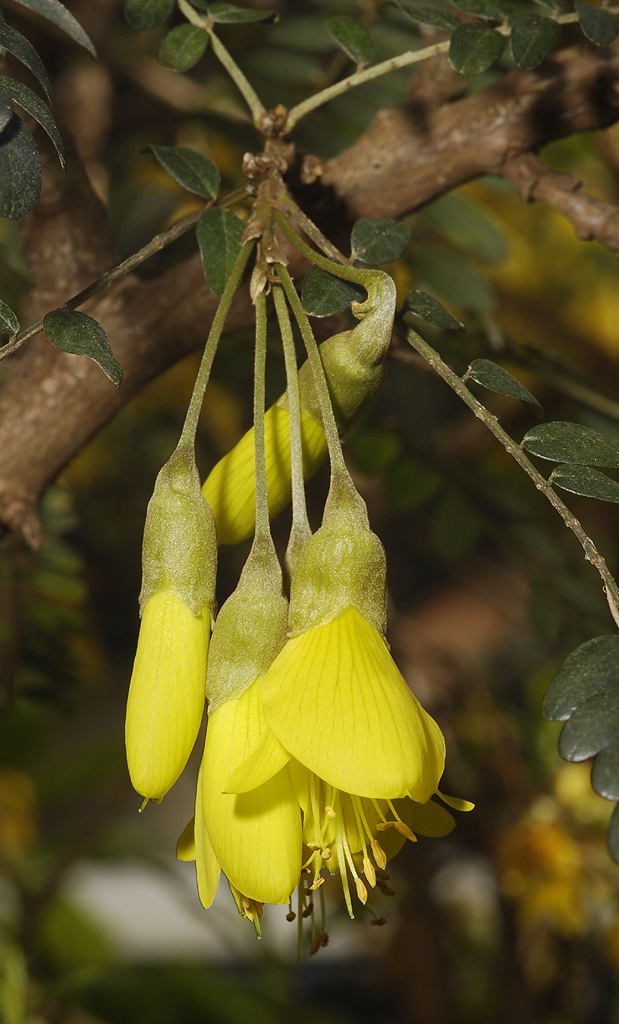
[125,445,217,803]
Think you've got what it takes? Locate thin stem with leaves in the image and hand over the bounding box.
[406,328,619,627]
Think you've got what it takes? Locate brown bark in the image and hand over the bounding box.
[2,36,619,540]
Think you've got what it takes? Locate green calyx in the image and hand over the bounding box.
[278,268,396,432]
[139,444,217,618]
[288,473,387,636]
[205,537,289,712]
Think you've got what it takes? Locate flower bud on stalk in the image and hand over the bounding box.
[126,445,217,804]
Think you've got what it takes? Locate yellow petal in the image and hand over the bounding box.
[176,817,196,861]
[260,606,445,801]
[225,725,290,794]
[407,798,455,837]
[202,404,326,546]
[125,591,209,802]
[195,761,221,909]
[200,684,302,904]
[436,789,475,812]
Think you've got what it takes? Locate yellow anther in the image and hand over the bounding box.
[321,847,332,861]
[307,842,322,850]
[355,877,368,904]
[394,821,417,842]
[375,821,393,832]
[371,839,387,870]
[363,856,376,888]
[310,877,325,891]
[325,805,336,818]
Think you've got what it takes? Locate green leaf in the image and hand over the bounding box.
[431,489,482,559]
[0,77,64,167]
[208,3,276,23]
[0,90,13,132]
[351,218,410,265]
[0,12,51,101]
[0,117,40,218]
[467,358,542,412]
[403,290,464,330]
[12,0,95,57]
[450,0,508,20]
[123,0,174,31]
[325,16,373,66]
[522,421,619,467]
[592,741,619,800]
[575,0,619,45]
[551,464,619,503]
[157,24,208,71]
[301,265,364,317]
[397,4,461,30]
[410,245,495,315]
[196,207,245,295]
[43,310,122,387]
[148,145,219,198]
[544,636,619,721]
[558,689,619,762]
[608,803,619,864]
[0,299,18,334]
[422,193,509,264]
[509,13,561,69]
[449,23,505,75]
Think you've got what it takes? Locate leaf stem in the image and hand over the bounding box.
[272,283,311,568]
[406,327,619,627]
[277,191,351,266]
[0,184,251,364]
[253,290,270,541]
[272,209,377,288]
[275,263,347,480]
[180,239,255,447]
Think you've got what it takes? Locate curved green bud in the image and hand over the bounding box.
[141,445,217,617]
[202,269,396,546]
[288,474,387,637]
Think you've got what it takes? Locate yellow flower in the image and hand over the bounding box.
[126,590,210,803]
[226,605,447,915]
[203,403,325,546]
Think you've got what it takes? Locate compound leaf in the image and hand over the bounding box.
[552,464,619,504]
[558,689,619,762]
[575,0,619,45]
[403,290,464,330]
[157,24,209,71]
[0,299,18,334]
[123,0,174,31]
[0,116,40,218]
[0,12,51,100]
[0,77,64,166]
[592,741,619,800]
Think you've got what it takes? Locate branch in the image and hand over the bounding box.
[502,151,619,253]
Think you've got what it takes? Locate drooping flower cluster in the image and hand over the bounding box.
[125,198,472,951]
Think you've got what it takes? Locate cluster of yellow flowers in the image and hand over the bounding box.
[124,216,471,950]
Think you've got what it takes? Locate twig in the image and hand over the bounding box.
[0,184,251,364]
[502,152,619,254]
[406,328,619,628]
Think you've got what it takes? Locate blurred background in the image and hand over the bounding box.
[3,0,619,1021]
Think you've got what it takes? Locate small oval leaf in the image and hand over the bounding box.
[43,309,122,387]
[325,15,373,66]
[208,3,276,22]
[123,0,174,31]
[450,0,508,20]
[467,358,542,412]
[449,23,505,76]
[403,290,464,330]
[0,77,64,167]
[558,689,619,762]
[157,24,208,72]
[11,0,95,56]
[148,145,219,198]
[522,421,619,467]
[0,117,41,219]
[543,635,619,721]
[301,265,364,318]
[0,299,19,334]
[0,12,51,100]
[575,0,619,45]
[552,464,619,503]
[509,13,561,69]
[398,4,461,29]
[196,207,245,295]
[351,218,410,265]
[592,741,619,800]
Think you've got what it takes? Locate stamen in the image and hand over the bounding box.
[379,883,396,896]
[375,867,390,881]
[321,847,332,861]
[319,881,327,935]
[355,877,368,904]
[394,821,417,842]
[310,877,325,891]
[371,839,387,870]
[336,827,354,918]
[368,904,387,927]
[286,898,296,923]
[302,901,314,919]
[371,799,389,824]
[297,883,304,962]
[375,821,394,832]
[363,855,376,888]
[326,805,336,818]
[310,931,329,956]
[351,796,372,882]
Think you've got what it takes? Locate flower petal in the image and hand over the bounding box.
[125,591,209,802]
[436,789,475,812]
[195,762,221,909]
[225,724,290,793]
[176,817,196,861]
[203,405,326,546]
[200,684,302,904]
[260,606,445,801]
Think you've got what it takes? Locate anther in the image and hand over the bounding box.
[371,839,387,870]
[363,856,376,888]
[310,877,325,890]
[310,931,329,956]
[379,884,396,896]
[286,911,296,922]
[394,822,417,842]
[375,867,390,881]
[375,821,394,832]
[302,901,314,919]
[321,847,332,861]
[370,916,387,927]
[355,877,368,904]
[307,842,321,850]
[325,805,336,818]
